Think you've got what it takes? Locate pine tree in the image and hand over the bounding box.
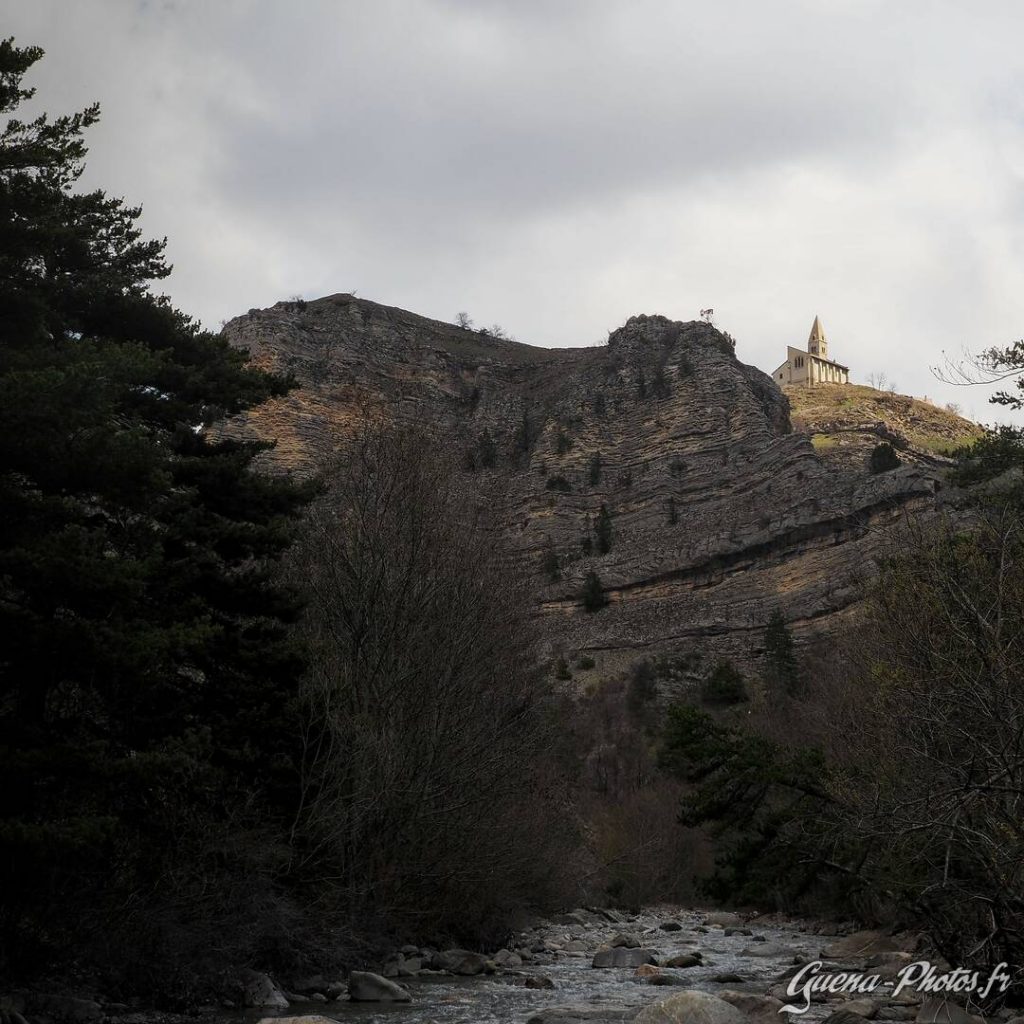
[764,610,800,695]
[0,40,314,982]
[594,503,613,554]
[581,569,607,612]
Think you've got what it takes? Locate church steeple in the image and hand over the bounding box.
[807,315,828,359]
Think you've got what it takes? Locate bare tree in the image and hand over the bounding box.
[455,311,473,329]
[287,426,579,936]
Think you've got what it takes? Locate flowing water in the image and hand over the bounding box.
[234,908,834,1024]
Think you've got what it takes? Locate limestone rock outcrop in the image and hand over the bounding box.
[220,294,952,678]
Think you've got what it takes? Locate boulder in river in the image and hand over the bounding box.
[740,941,794,957]
[705,911,743,928]
[257,1018,339,1024]
[823,1008,879,1024]
[664,952,702,968]
[718,990,786,1024]
[916,998,985,1024]
[237,969,289,1009]
[430,948,492,974]
[592,947,657,968]
[821,930,909,959]
[610,932,641,948]
[634,989,750,1024]
[659,921,683,932]
[23,994,103,1022]
[493,948,523,968]
[526,1006,637,1023]
[347,970,411,1002]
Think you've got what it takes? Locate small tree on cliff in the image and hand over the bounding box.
[764,610,800,695]
[582,569,608,612]
[595,503,613,553]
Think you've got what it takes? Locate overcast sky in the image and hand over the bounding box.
[11,0,1024,421]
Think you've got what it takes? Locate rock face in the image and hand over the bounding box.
[221,294,949,675]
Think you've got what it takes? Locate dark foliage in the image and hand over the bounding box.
[581,570,607,612]
[869,441,900,473]
[0,40,315,990]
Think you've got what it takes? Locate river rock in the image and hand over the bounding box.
[740,941,792,957]
[719,990,786,1024]
[646,972,687,986]
[659,921,683,932]
[24,995,103,1022]
[712,972,746,983]
[634,989,750,1024]
[705,912,743,928]
[237,970,289,1009]
[839,1000,880,1019]
[525,975,557,989]
[257,1018,339,1024]
[527,1006,637,1023]
[821,931,906,959]
[916,998,984,1024]
[878,1009,918,1021]
[430,948,492,974]
[347,970,411,1002]
[592,947,658,968]
[493,948,523,968]
[824,1008,878,1024]
[611,932,641,948]
[664,952,702,968]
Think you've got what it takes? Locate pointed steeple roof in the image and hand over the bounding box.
[808,315,826,346]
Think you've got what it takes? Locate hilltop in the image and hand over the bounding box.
[220,294,950,686]
[785,382,983,472]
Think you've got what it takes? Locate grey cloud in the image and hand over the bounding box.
[9,0,1024,419]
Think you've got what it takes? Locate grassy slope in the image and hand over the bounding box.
[785,383,984,458]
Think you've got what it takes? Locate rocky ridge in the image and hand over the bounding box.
[220,294,962,682]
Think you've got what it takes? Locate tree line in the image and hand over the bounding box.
[0,39,577,1000]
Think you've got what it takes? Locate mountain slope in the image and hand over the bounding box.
[220,294,952,684]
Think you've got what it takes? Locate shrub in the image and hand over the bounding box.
[595,504,613,554]
[554,657,572,680]
[577,655,596,670]
[589,453,603,486]
[478,428,497,469]
[869,442,900,473]
[541,538,560,582]
[627,660,658,713]
[546,475,572,492]
[700,659,749,705]
[581,570,608,612]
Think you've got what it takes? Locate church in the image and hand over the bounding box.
[772,316,849,386]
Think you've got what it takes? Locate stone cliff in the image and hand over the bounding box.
[220,294,954,686]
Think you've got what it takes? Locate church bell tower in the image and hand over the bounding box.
[807,315,828,360]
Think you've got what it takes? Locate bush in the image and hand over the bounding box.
[292,427,580,943]
[581,570,607,612]
[595,504,613,554]
[589,453,603,485]
[869,442,900,473]
[627,659,657,713]
[577,655,596,670]
[700,660,749,705]
[554,657,572,680]
[546,475,572,492]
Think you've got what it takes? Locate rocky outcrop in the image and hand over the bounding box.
[220,294,953,677]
